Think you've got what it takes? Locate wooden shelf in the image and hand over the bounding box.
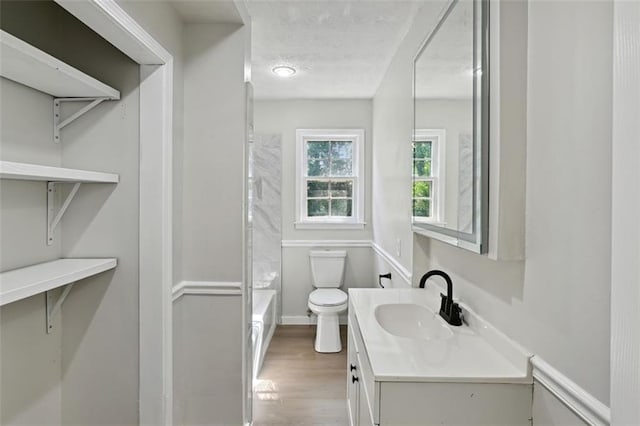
[0,258,117,307]
[0,161,119,183]
[0,30,120,99]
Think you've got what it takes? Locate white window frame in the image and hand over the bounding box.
[295,129,365,229]
[413,129,446,225]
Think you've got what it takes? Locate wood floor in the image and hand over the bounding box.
[253,325,348,426]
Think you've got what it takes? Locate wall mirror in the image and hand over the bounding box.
[412,0,488,253]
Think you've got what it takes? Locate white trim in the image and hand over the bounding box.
[611,1,640,423]
[295,129,365,226]
[371,242,412,285]
[531,356,610,426]
[55,0,169,65]
[282,239,372,248]
[53,2,174,424]
[294,221,365,230]
[281,315,347,325]
[172,281,243,302]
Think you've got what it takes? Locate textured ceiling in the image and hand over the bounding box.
[246,1,424,99]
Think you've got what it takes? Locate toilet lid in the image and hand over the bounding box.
[309,289,348,307]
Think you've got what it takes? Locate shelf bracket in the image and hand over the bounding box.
[46,283,75,333]
[47,182,81,245]
[53,97,109,143]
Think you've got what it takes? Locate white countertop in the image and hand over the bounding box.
[349,288,532,384]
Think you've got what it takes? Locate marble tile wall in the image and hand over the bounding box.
[251,134,282,319]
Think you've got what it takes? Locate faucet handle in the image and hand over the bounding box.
[449,302,463,326]
[439,292,448,313]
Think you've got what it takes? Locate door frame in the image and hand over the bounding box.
[610,0,640,423]
[54,1,174,424]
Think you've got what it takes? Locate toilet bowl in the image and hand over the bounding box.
[308,289,348,352]
[307,250,348,353]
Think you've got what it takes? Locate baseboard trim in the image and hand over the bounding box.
[172,280,242,302]
[371,242,412,285]
[281,315,348,325]
[281,239,372,248]
[531,356,610,426]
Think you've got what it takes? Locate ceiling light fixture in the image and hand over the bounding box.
[272,66,296,78]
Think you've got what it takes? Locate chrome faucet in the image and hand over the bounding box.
[419,270,463,326]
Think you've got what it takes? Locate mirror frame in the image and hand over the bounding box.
[411,0,489,254]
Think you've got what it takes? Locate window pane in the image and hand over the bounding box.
[307,181,329,197]
[331,159,353,176]
[412,199,431,217]
[330,181,353,197]
[331,199,352,217]
[308,199,329,216]
[413,141,432,160]
[412,181,431,198]
[307,159,329,176]
[331,141,352,159]
[413,159,432,177]
[307,141,329,159]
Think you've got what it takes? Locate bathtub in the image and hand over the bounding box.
[252,289,276,380]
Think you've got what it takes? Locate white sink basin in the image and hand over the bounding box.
[374,303,453,340]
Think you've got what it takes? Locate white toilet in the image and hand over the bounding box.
[307,250,348,353]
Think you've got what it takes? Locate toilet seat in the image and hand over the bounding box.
[309,289,347,307]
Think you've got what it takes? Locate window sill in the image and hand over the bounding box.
[413,219,447,227]
[295,221,366,230]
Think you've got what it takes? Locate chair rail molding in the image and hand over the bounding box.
[531,356,610,426]
[280,239,412,285]
[172,281,243,301]
[281,239,372,248]
[371,241,412,286]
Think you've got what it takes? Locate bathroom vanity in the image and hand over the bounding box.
[347,288,533,426]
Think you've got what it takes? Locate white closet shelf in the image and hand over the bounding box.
[0,161,119,183]
[0,258,117,307]
[0,30,120,99]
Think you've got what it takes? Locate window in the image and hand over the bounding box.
[412,129,445,224]
[296,129,365,229]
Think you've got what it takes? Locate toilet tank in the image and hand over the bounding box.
[309,250,346,288]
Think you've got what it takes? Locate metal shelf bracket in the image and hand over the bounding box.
[46,283,75,333]
[53,97,108,143]
[47,182,81,245]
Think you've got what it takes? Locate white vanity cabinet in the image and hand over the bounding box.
[347,318,375,426]
[347,289,534,426]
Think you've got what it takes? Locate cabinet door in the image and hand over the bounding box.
[347,327,359,426]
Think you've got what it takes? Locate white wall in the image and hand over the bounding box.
[254,100,373,242]
[182,23,247,283]
[371,1,446,280]
[174,22,249,425]
[254,100,376,321]
[0,1,141,424]
[173,295,243,425]
[373,0,612,420]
